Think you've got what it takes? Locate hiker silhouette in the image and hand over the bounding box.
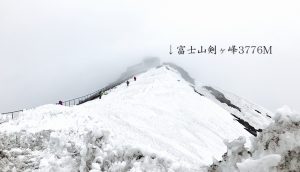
[99,91,103,99]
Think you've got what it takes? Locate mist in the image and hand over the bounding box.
[1,0,300,112]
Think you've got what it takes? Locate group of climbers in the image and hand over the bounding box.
[58,76,137,104]
[100,76,136,99]
[127,76,137,86]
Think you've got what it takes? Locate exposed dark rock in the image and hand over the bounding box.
[162,63,195,84]
[231,114,261,136]
[203,86,241,112]
[255,109,261,114]
[194,89,204,96]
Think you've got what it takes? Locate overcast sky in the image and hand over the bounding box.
[0,0,300,113]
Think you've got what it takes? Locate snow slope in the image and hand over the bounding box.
[0,65,273,171]
[195,85,273,136]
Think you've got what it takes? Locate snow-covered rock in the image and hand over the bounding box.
[207,106,300,172]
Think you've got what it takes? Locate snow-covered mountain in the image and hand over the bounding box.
[195,85,273,136]
[0,64,274,171]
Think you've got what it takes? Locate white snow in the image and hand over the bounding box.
[237,154,281,172]
[0,66,254,171]
[208,106,300,172]
[195,85,273,130]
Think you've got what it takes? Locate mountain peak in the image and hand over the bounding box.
[0,61,274,171]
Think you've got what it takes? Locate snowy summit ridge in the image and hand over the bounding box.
[0,62,274,171]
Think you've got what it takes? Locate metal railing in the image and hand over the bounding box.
[1,89,103,120]
[0,77,130,120]
[1,110,24,119]
[59,90,101,106]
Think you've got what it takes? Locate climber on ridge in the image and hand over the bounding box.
[134,76,137,81]
[126,80,130,86]
[99,91,103,99]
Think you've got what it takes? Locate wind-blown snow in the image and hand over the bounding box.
[0,65,253,171]
[207,106,300,172]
